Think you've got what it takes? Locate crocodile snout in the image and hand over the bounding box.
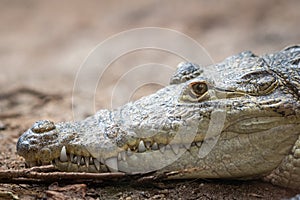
[17,120,60,166]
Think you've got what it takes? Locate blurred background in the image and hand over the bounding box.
[1,0,300,119]
[1,2,300,198]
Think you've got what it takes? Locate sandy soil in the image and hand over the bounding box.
[1,0,300,199]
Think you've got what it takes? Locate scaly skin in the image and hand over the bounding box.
[17,46,300,189]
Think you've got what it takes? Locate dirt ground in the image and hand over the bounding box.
[1,0,300,199]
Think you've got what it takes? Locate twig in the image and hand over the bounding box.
[0,87,61,101]
[0,166,127,184]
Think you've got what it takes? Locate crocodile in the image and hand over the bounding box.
[17,45,300,189]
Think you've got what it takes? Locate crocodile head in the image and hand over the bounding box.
[17,46,300,188]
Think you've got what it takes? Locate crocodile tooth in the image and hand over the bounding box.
[165,144,173,154]
[159,144,166,153]
[85,156,89,167]
[89,157,94,164]
[171,144,179,155]
[105,157,118,172]
[70,153,74,162]
[117,152,122,161]
[80,157,85,165]
[145,141,151,149]
[77,156,82,166]
[196,142,202,147]
[151,142,158,150]
[73,156,78,163]
[127,149,133,156]
[94,159,100,171]
[138,140,146,152]
[60,146,68,162]
[100,157,105,164]
[120,151,126,161]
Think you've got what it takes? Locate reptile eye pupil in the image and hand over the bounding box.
[191,82,208,96]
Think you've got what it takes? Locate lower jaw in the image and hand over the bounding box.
[54,159,110,173]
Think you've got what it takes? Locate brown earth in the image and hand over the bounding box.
[1,0,300,199]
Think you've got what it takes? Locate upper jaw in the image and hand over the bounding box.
[16,115,203,173]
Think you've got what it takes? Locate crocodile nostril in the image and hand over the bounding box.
[31,120,56,133]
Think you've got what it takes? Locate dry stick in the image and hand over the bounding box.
[0,166,169,184]
[0,166,128,184]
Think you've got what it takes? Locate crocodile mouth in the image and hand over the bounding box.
[22,115,287,173]
[34,140,204,173]
[19,118,203,173]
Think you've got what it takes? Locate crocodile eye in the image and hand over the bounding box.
[190,82,208,96]
[180,81,209,102]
